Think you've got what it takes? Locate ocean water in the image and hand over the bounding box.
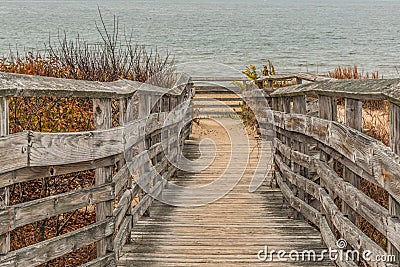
[0,0,399,77]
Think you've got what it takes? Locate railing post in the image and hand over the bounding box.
[343,98,362,225]
[318,95,337,229]
[0,97,10,255]
[291,95,307,219]
[318,95,337,121]
[93,98,114,258]
[138,93,151,216]
[389,102,400,261]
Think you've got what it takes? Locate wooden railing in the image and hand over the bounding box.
[0,72,193,266]
[263,78,400,266]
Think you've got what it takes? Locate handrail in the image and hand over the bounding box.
[271,78,400,105]
[257,72,334,82]
[261,76,400,266]
[0,72,191,98]
[0,73,193,266]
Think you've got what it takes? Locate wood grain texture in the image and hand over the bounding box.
[0,183,114,235]
[94,98,114,258]
[0,96,9,254]
[389,103,400,260]
[343,98,362,224]
[271,78,400,105]
[273,111,400,203]
[0,133,28,175]
[118,119,331,266]
[0,218,114,267]
[0,72,191,98]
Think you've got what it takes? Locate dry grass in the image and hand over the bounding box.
[328,65,382,80]
[0,10,175,266]
[332,66,390,252]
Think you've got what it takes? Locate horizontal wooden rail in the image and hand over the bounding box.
[257,72,334,83]
[271,78,400,105]
[262,77,400,266]
[0,72,191,98]
[0,72,193,266]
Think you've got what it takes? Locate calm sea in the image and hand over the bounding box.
[0,0,399,77]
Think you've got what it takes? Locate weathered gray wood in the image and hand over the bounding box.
[318,95,337,121]
[0,153,123,189]
[389,103,400,261]
[342,98,362,225]
[0,183,114,235]
[319,217,358,267]
[317,95,337,231]
[291,95,308,220]
[275,154,320,199]
[29,128,125,166]
[138,92,152,217]
[316,161,389,236]
[114,215,132,259]
[0,72,191,98]
[0,218,114,267]
[0,132,28,175]
[319,190,389,267]
[271,78,400,106]
[275,172,320,226]
[274,138,312,169]
[0,96,9,255]
[93,98,114,258]
[119,129,329,266]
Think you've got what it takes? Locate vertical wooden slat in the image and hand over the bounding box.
[343,98,362,225]
[0,97,10,255]
[389,102,400,261]
[318,95,337,228]
[318,95,337,121]
[93,98,113,258]
[138,93,151,216]
[291,95,307,219]
[282,97,291,166]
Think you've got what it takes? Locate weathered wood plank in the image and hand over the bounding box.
[271,78,400,105]
[275,172,320,226]
[389,103,400,261]
[318,95,337,121]
[0,218,114,267]
[0,132,28,174]
[342,98,362,224]
[29,128,125,167]
[273,112,400,202]
[319,217,358,267]
[275,155,320,200]
[274,138,313,169]
[316,161,389,236]
[93,98,114,258]
[319,190,389,267]
[0,96,9,254]
[0,183,113,235]
[0,72,191,98]
[0,153,123,189]
[114,216,132,259]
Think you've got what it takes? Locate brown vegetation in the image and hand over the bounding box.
[1,11,175,266]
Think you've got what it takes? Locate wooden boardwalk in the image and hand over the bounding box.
[118,118,332,266]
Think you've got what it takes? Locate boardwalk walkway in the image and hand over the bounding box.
[118,118,332,266]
